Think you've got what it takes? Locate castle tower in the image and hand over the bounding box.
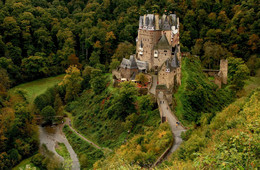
[220,59,228,84]
[136,13,180,71]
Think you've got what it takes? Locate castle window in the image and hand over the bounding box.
[154,50,158,58]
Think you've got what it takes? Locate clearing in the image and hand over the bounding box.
[10,74,64,103]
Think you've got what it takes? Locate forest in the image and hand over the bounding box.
[0,0,259,87]
[0,0,259,169]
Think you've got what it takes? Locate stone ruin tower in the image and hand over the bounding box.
[220,59,228,84]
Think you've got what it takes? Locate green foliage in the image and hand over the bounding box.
[65,74,172,168]
[63,125,104,169]
[108,82,138,120]
[89,50,100,67]
[55,142,72,169]
[40,105,55,124]
[59,66,83,102]
[178,0,259,72]
[31,146,62,170]
[112,42,135,61]
[175,57,233,124]
[95,123,173,168]
[90,69,107,94]
[166,87,260,169]
[21,56,49,80]
[228,57,250,90]
[81,66,93,90]
[135,73,149,86]
[138,95,153,114]
[0,93,39,169]
[109,59,120,71]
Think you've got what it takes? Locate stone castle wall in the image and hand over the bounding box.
[158,64,177,89]
[153,49,171,69]
[119,68,138,80]
[136,29,161,69]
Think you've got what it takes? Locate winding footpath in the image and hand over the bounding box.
[39,125,80,170]
[64,118,105,150]
[157,92,186,154]
[149,75,186,160]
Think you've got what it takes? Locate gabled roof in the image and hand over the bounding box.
[155,34,171,49]
[120,55,148,70]
[120,55,138,69]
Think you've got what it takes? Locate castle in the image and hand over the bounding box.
[113,13,181,91]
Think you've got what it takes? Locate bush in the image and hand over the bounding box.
[40,105,56,124]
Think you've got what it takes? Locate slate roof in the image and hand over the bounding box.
[120,55,138,69]
[165,46,180,72]
[155,34,171,49]
[120,55,148,70]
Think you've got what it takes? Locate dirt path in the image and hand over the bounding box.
[158,91,186,153]
[64,118,103,150]
[149,75,186,158]
[39,125,80,170]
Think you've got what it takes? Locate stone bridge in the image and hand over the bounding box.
[149,75,186,167]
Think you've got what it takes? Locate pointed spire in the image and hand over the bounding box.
[155,33,171,49]
[129,55,138,69]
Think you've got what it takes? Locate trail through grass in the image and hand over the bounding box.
[10,74,64,103]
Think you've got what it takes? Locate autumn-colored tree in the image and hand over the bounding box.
[112,42,135,61]
[0,68,11,89]
[135,73,148,86]
[68,54,82,69]
[59,66,83,102]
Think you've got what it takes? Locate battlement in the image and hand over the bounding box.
[139,14,179,31]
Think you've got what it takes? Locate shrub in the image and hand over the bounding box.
[40,105,56,124]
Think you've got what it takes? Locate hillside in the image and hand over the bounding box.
[174,57,233,126]
[65,78,173,168]
[160,69,260,169]
[0,0,259,169]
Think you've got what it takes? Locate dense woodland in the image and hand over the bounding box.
[0,0,259,87]
[0,0,259,169]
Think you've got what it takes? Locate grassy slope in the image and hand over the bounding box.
[174,57,233,126]
[161,69,260,169]
[67,89,162,149]
[63,125,104,169]
[66,75,173,167]
[10,74,64,103]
